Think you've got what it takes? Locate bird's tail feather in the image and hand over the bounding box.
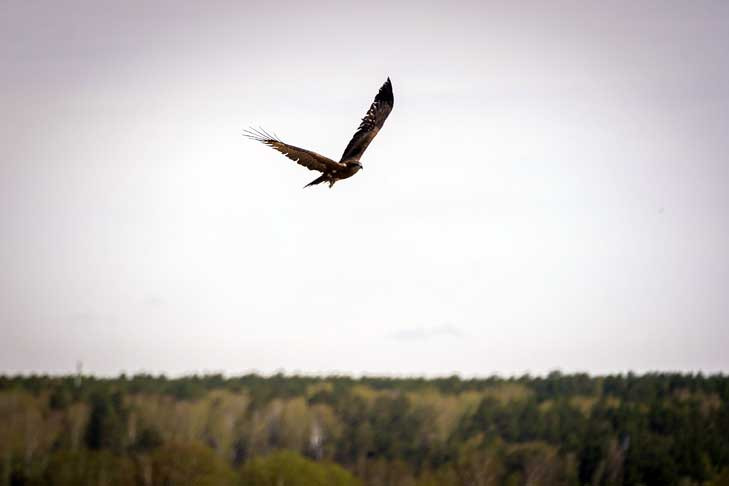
[304,174,327,188]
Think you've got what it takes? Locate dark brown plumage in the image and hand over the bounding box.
[244,78,394,188]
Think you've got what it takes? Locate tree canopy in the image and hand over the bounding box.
[1,372,728,485]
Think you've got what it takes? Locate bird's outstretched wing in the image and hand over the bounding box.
[244,128,342,173]
[340,78,394,162]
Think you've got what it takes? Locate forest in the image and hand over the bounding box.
[1,371,729,486]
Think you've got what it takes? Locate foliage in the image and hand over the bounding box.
[241,450,360,486]
[0,371,728,485]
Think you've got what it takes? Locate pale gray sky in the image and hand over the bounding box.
[2,1,728,377]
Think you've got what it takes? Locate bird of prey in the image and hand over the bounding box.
[244,78,393,188]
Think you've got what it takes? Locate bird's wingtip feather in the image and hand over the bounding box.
[376,77,394,105]
[242,127,281,143]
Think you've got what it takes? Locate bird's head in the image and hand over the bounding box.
[347,161,363,171]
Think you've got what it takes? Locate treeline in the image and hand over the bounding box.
[1,372,729,485]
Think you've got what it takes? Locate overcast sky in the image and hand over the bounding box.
[2,0,728,377]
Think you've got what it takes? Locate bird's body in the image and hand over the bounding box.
[244,78,393,188]
[302,161,363,188]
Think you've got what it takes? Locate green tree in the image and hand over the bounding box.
[240,450,360,486]
[149,442,237,486]
[84,390,127,452]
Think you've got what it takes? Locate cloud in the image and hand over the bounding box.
[142,295,166,309]
[67,312,118,325]
[389,324,465,342]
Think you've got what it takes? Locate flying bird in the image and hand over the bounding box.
[244,78,394,188]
